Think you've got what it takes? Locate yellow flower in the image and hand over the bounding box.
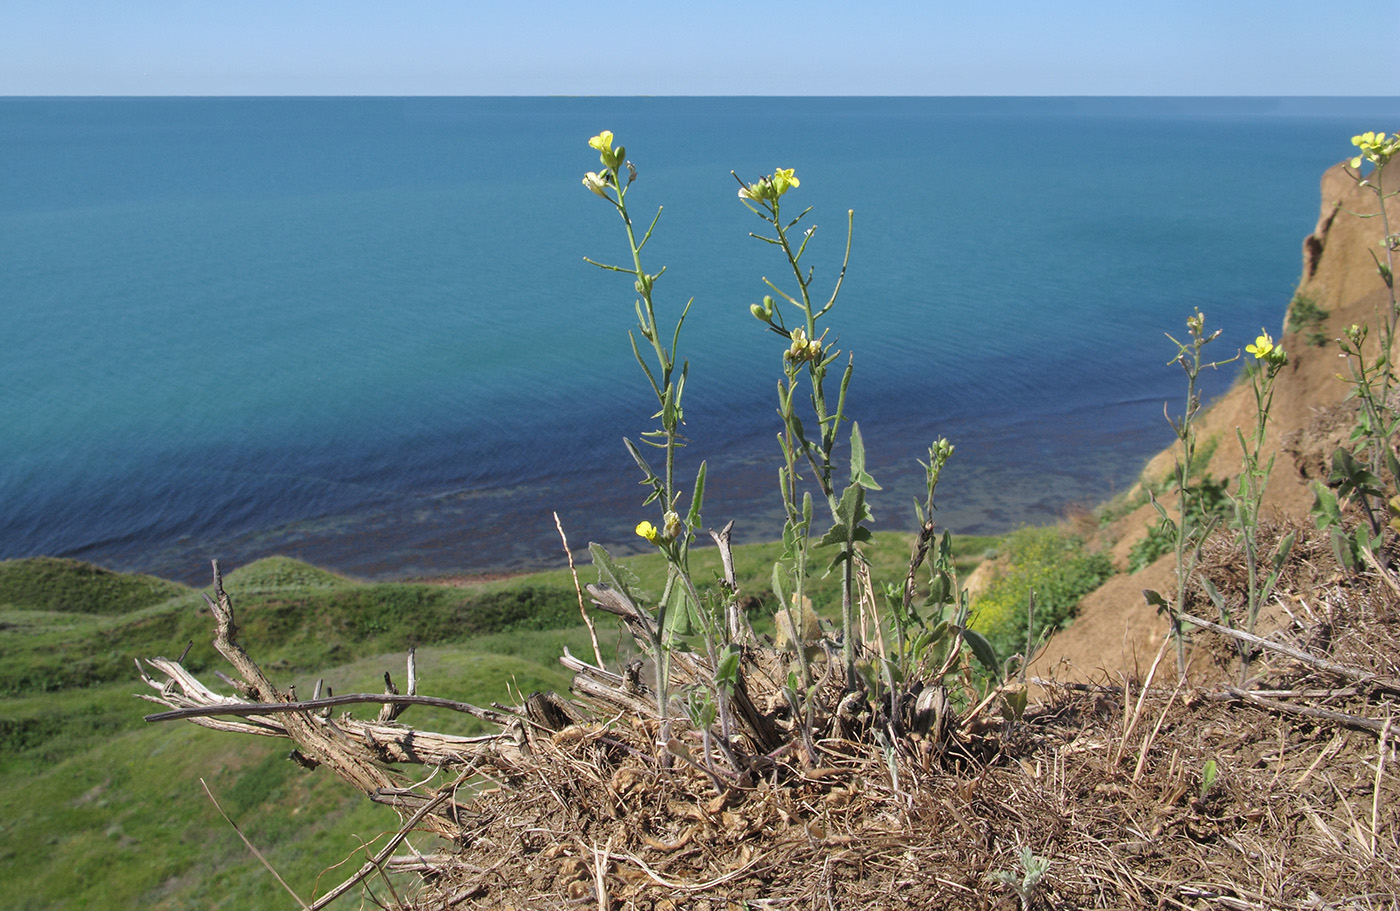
[784,327,823,363]
[1245,331,1274,360]
[771,167,799,196]
[635,520,660,543]
[588,130,623,170]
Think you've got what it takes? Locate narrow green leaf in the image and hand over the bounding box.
[715,644,741,694]
[1271,531,1296,571]
[849,423,881,490]
[662,579,695,637]
[1199,575,1226,612]
[687,461,707,529]
[849,422,867,481]
[624,438,658,484]
[962,628,999,675]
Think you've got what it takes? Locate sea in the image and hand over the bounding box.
[3,96,1399,585]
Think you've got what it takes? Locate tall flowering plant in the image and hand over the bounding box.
[1315,130,1400,573]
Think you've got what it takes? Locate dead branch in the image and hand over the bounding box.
[142,691,511,725]
[1224,686,1400,743]
[1179,612,1400,692]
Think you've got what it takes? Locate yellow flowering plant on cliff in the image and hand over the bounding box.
[1199,327,1293,678]
[1143,310,1238,676]
[1319,128,1400,573]
[579,130,714,744]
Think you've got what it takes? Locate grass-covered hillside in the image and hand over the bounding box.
[0,532,1003,910]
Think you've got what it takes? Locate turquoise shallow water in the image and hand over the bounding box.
[3,96,1398,584]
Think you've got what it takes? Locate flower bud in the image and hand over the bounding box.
[663,511,683,540]
[750,303,769,322]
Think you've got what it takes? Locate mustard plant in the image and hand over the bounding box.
[1315,130,1400,572]
[581,131,709,736]
[1144,310,1237,676]
[1201,330,1293,678]
[581,132,999,772]
[737,167,868,689]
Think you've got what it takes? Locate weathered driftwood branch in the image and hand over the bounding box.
[1224,686,1400,744]
[142,691,511,725]
[139,662,525,772]
[136,561,540,839]
[306,785,459,911]
[1180,612,1400,693]
[203,561,404,797]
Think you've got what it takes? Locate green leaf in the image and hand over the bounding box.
[791,413,807,446]
[849,422,882,490]
[832,482,869,530]
[715,644,741,694]
[687,461,707,530]
[1271,531,1296,571]
[1142,589,1169,614]
[925,571,952,607]
[1199,575,1226,613]
[824,548,853,574]
[1330,446,1383,498]
[771,564,788,612]
[962,628,999,675]
[1200,759,1218,798]
[1311,481,1342,529]
[1000,687,1029,722]
[624,438,659,485]
[816,523,849,548]
[662,576,695,638]
[589,543,643,608]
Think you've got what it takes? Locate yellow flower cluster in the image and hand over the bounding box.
[739,167,800,203]
[785,327,823,364]
[1351,131,1400,169]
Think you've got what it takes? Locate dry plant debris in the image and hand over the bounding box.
[138,529,1400,910]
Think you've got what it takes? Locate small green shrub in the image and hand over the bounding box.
[971,527,1114,662]
[1287,292,1330,347]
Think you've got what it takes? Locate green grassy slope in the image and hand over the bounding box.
[0,534,995,909]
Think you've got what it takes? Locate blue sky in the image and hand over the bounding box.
[2,0,1396,95]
